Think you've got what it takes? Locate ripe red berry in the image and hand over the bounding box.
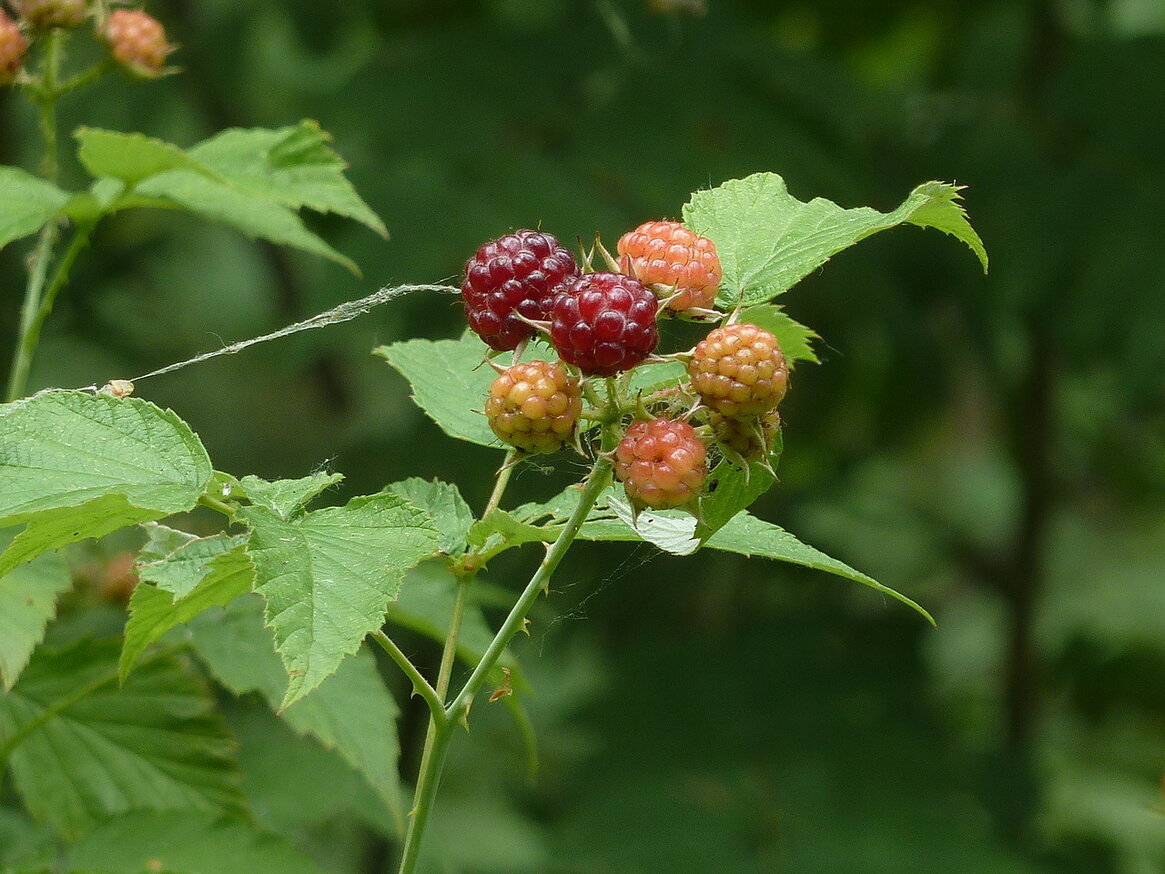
[0,10,28,85]
[485,360,582,454]
[462,230,580,352]
[10,0,87,29]
[614,418,707,510]
[549,272,659,376]
[616,220,721,312]
[689,323,788,418]
[103,9,174,77]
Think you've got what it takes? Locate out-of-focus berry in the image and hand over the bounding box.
[104,8,174,77]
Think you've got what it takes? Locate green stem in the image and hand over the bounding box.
[394,455,614,874]
[371,630,443,723]
[5,224,93,401]
[396,574,472,873]
[34,29,64,182]
[196,493,238,519]
[483,448,518,518]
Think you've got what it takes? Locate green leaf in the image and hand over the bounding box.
[386,478,475,555]
[696,428,784,541]
[188,595,404,829]
[134,170,359,274]
[0,392,213,573]
[374,332,503,448]
[683,172,988,306]
[0,639,245,840]
[0,532,71,691]
[738,304,820,365]
[0,167,70,250]
[466,508,554,563]
[235,471,343,520]
[135,524,246,597]
[68,811,329,874]
[74,128,209,187]
[187,121,387,238]
[120,534,254,681]
[240,493,440,708]
[705,512,934,623]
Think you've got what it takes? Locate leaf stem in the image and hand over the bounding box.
[371,630,443,723]
[394,454,614,874]
[482,448,518,518]
[5,224,94,402]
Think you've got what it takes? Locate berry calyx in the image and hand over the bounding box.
[462,230,581,352]
[485,360,582,454]
[688,322,788,418]
[9,0,87,30]
[616,220,721,312]
[0,10,28,85]
[103,9,174,77]
[614,418,707,510]
[549,271,659,376]
[708,408,781,465]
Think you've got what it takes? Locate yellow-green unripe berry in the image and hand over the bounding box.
[485,360,581,454]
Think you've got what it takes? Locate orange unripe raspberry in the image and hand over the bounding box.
[104,8,173,77]
[614,418,707,510]
[485,360,582,454]
[10,0,88,29]
[0,10,28,85]
[689,323,788,418]
[616,220,721,312]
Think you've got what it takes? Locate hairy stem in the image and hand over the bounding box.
[394,454,613,874]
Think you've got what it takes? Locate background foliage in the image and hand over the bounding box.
[2,0,1163,872]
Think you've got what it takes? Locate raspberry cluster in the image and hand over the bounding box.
[462,230,579,352]
[614,418,707,510]
[549,272,658,376]
[103,8,173,77]
[689,322,788,418]
[616,220,721,312]
[10,0,87,29]
[485,361,581,455]
[0,10,27,85]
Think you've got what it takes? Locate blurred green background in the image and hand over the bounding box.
[3,0,1164,871]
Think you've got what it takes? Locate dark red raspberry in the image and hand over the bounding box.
[462,230,580,352]
[10,0,87,29]
[549,272,659,376]
[616,220,721,312]
[689,322,788,418]
[485,360,581,454]
[614,418,707,510]
[0,10,27,85]
[103,9,174,77]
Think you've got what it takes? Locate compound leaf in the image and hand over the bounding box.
[0,639,245,840]
[188,595,404,829]
[386,478,474,555]
[683,172,987,306]
[135,170,358,274]
[74,128,209,187]
[0,532,70,691]
[240,493,439,708]
[188,121,387,237]
[68,810,328,874]
[0,392,213,572]
[0,167,70,250]
[705,512,934,623]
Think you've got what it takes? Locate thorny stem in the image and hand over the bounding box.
[394,453,614,874]
[371,630,443,722]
